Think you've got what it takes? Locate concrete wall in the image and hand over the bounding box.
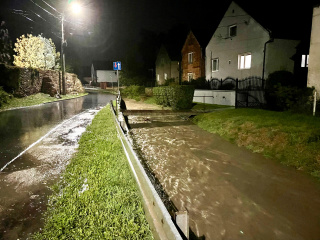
[193,89,236,106]
[308,5,320,94]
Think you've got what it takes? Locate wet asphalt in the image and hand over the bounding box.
[0,91,115,240]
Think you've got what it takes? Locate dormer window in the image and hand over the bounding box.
[229,25,237,37]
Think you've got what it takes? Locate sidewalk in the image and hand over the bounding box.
[126,99,320,240]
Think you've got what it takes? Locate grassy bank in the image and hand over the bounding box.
[32,106,153,239]
[192,109,320,179]
[0,92,88,111]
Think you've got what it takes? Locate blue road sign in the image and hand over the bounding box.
[113,61,121,70]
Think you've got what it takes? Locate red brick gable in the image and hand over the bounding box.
[181,31,205,82]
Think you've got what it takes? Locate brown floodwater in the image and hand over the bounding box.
[128,115,320,240]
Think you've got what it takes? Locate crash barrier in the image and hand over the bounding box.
[110,101,184,240]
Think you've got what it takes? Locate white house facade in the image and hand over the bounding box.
[206,1,299,81]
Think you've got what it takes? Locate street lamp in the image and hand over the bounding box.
[61,2,82,95]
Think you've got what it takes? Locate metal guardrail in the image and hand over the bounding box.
[110,101,183,240]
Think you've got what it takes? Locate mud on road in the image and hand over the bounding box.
[0,108,101,240]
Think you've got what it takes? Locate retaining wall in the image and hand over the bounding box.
[0,64,85,97]
[193,89,236,106]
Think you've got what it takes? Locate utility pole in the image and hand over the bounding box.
[61,14,66,95]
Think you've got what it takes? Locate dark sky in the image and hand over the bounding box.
[0,0,316,69]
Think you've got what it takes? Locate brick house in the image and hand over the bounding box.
[181,30,207,82]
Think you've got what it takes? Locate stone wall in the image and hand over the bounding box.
[3,66,85,97]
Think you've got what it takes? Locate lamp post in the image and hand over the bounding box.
[61,14,66,95]
[60,2,82,95]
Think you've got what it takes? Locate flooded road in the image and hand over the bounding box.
[0,91,115,170]
[0,92,115,239]
[128,114,320,240]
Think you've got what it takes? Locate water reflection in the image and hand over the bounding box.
[0,92,115,170]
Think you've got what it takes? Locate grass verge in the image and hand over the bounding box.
[192,108,320,180]
[0,92,88,111]
[191,102,233,111]
[32,106,153,239]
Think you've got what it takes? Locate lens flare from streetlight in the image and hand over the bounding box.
[71,3,82,14]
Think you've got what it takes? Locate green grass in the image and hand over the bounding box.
[0,92,88,111]
[32,106,153,240]
[191,102,233,111]
[192,108,320,179]
[143,96,157,105]
[97,89,118,95]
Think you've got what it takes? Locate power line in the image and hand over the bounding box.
[29,0,59,19]
[41,0,61,15]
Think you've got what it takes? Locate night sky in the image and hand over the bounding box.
[0,0,316,73]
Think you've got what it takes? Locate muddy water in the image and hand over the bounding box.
[129,115,320,240]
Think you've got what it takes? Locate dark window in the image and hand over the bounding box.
[229,25,237,37]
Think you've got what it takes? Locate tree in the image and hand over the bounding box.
[0,21,13,65]
[13,34,60,70]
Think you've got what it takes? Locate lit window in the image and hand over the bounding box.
[229,25,237,37]
[157,74,160,81]
[301,54,309,67]
[164,73,167,80]
[188,52,193,64]
[211,58,219,72]
[188,73,193,81]
[238,53,251,69]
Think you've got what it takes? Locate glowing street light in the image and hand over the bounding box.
[71,3,82,14]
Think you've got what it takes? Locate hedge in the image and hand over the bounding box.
[153,85,195,110]
[0,64,21,92]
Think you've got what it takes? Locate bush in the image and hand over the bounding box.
[120,75,147,86]
[265,71,314,112]
[0,64,20,92]
[184,77,210,89]
[153,85,195,110]
[0,86,12,107]
[120,85,145,101]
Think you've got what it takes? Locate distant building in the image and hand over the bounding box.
[155,44,180,85]
[91,60,116,89]
[206,1,299,81]
[96,70,117,89]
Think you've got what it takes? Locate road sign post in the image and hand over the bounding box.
[113,61,121,94]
